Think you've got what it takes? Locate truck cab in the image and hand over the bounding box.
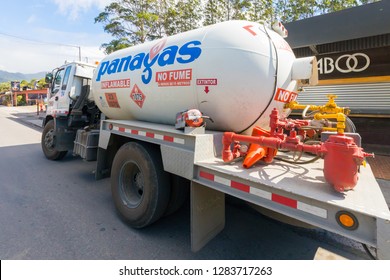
[42,62,99,160]
[45,62,96,117]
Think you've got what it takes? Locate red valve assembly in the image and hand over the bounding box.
[222,108,374,193]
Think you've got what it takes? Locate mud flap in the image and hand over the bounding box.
[377,217,390,260]
[191,181,225,252]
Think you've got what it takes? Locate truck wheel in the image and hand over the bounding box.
[41,120,67,160]
[111,142,170,228]
[164,175,190,216]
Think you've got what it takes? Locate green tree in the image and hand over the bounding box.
[20,80,28,90]
[95,0,160,53]
[154,0,176,37]
[94,0,379,54]
[174,0,203,34]
[0,82,10,93]
[203,0,260,25]
[16,95,26,106]
[101,38,132,54]
[274,0,376,22]
[247,0,274,22]
[228,0,251,20]
[36,78,47,89]
[204,0,227,26]
[318,0,360,14]
[28,79,37,89]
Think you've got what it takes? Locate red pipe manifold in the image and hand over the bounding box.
[222,109,374,193]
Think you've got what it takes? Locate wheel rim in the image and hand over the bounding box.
[44,128,55,151]
[119,161,144,208]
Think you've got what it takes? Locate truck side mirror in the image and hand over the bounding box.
[45,73,53,83]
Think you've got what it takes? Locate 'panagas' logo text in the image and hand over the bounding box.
[96,40,202,84]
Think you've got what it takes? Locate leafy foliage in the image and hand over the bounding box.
[95,0,378,53]
[0,82,10,93]
[171,0,203,34]
[204,0,227,25]
[0,77,47,94]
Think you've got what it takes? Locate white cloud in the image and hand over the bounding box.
[52,0,113,20]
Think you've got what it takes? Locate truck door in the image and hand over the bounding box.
[47,65,73,115]
[57,65,73,111]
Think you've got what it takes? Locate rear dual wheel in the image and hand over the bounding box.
[111,142,171,228]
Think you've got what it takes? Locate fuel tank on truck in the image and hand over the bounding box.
[91,20,317,134]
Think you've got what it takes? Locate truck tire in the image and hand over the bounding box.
[111,142,170,228]
[41,120,68,160]
[164,175,190,216]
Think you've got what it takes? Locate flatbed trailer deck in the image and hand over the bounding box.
[97,119,390,259]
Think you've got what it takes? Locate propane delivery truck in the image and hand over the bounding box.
[41,20,390,259]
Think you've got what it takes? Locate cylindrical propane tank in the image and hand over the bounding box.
[91,20,312,133]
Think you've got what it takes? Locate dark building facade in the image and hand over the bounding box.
[285,0,390,150]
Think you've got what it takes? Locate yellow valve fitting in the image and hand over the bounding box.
[285,94,350,134]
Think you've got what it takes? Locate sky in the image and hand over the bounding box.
[0,0,114,74]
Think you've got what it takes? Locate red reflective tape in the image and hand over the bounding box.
[119,127,125,132]
[200,171,214,181]
[146,132,154,138]
[272,193,297,208]
[163,135,174,142]
[131,130,138,135]
[231,181,250,193]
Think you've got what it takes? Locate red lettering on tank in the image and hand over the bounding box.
[101,79,131,89]
[196,79,218,86]
[274,88,298,103]
[155,69,192,87]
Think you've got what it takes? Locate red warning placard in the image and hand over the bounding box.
[130,84,146,108]
[274,88,298,103]
[156,69,192,87]
[105,92,121,108]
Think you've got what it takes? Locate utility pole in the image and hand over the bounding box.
[10,81,20,107]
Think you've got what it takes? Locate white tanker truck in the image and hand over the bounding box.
[41,20,390,259]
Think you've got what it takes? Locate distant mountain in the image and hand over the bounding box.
[0,70,47,83]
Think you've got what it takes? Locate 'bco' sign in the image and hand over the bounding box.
[316,46,390,80]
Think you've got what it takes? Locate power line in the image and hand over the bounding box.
[0,30,80,48]
[0,31,81,60]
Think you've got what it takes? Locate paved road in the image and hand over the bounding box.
[0,106,371,260]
